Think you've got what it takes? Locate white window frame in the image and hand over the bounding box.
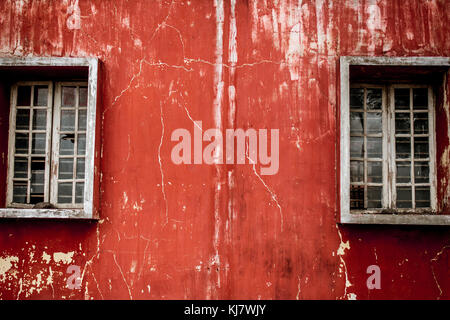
[340,56,450,225]
[349,84,388,211]
[50,82,88,209]
[6,81,54,208]
[388,84,437,212]
[349,84,437,213]
[0,57,100,219]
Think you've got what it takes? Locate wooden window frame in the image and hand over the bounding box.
[388,84,437,212]
[0,57,100,220]
[6,81,54,208]
[349,84,436,214]
[349,84,388,211]
[50,82,88,209]
[340,56,450,225]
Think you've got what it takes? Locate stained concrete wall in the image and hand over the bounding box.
[0,0,449,299]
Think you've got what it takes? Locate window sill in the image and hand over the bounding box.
[0,208,98,220]
[341,212,450,225]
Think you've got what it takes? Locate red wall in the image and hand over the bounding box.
[0,0,449,300]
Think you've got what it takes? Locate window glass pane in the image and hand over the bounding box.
[367,137,382,158]
[60,110,76,131]
[350,112,364,134]
[79,87,88,107]
[350,88,364,108]
[60,134,75,155]
[78,109,87,131]
[367,186,382,208]
[366,112,382,134]
[33,86,48,106]
[350,185,364,209]
[396,162,411,183]
[415,187,430,208]
[395,88,410,110]
[15,133,29,154]
[367,161,382,183]
[414,137,429,159]
[350,161,364,182]
[31,133,46,154]
[366,89,382,110]
[30,194,44,205]
[32,109,47,130]
[75,182,84,203]
[12,181,27,203]
[414,162,429,183]
[395,113,410,134]
[62,86,76,107]
[350,137,364,158]
[413,88,428,110]
[76,158,85,179]
[396,137,410,159]
[58,182,73,204]
[59,158,74,179]
[17,86,31,106]
[397,187,412,208]
[413,113,428,134]
[14,157,28,178]
[77,134,86,155]
[30,158,45,203]
[16,109,30,130]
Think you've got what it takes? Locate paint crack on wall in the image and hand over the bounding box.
[159,100,169,226]
[430,244,449,298]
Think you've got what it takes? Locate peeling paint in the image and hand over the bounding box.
[53,252,75,264]
[0,256,18,279]
[0,0,448,300]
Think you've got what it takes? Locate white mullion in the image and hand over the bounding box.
[428,86,437,211]
[43,83,54,203]
[389,86,397,209]
[410,88,415,209]
[50,83,62,205]
[363,88,368,208]
[352,182,383,186]
[6,85,18,206]
[15,130,46,133]
[382,85,389,209]
[27,86,34,203]
[72,86,79,204]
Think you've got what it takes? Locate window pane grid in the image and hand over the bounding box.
[9,84,51,206]
[393,87,432,210]
[350,85,435,213]
[350,87,384,210]
[8,82,89,208]
[53,85,87,206]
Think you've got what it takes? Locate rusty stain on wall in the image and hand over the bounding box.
[0,0,449,300]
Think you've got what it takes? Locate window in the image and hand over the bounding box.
[0,57,100,219]
[349,85,436,212]
[340,56,450,225]
[7,82,88,208]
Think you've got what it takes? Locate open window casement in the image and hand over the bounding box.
[340,56,450,225]
[0,57,100,219]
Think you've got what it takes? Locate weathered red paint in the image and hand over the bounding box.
[0,0,449,300]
